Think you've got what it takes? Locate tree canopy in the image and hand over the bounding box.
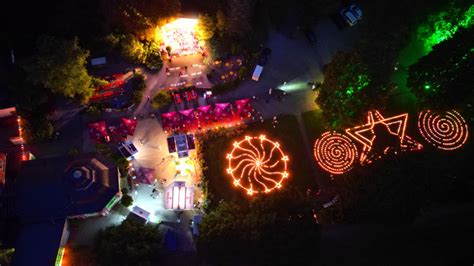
[101,0,181,37]
[197,189,321,266]
[94,219,163,266]
[316,51,391,128]
[21,35,94,103]
[407,27,474,108]
[151,90,172,109]
[196,14,216,41]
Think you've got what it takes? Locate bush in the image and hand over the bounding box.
[237,66,249,78]
[68,147,81,157]
[86,105,102,119]
[151,90,172,109]
[120,194,133,207]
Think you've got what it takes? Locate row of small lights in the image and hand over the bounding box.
[17,116,28,161]
[313,109,469,175]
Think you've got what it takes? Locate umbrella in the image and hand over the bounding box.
[196,105,213,126]
[88,121,108,141]
[121,117,137,136]
[214,103,230,117]
[235,98,253,118]
[179,109,197,130]
[162,112,179,131]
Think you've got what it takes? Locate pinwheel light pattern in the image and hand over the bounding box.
[418,110,469,150]
[226,135,289,196]
[313,132,358,175]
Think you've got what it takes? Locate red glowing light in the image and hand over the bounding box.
[418,110,469,150]
[226,135,289,196]
[313,132,358,175]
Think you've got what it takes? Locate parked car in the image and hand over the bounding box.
[350,4,363,20]
[340,7,358,26]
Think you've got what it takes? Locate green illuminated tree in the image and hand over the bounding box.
[417,3,474,53]
[316,51,391,128]
[21,35,93,103]
[408,28,474,108]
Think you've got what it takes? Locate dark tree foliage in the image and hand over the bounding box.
[262,0,339,33]
[5,68,50,112]
[100,0,181,36]
[197,188,321,266]
[129,73,147,105]
[22,116,54,144]
[94,219,162,266]
[407,28,474,108]
[316,51,392,128]
[318,140,474,225]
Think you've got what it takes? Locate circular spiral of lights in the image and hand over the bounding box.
[226,135,289,196]
[313,131,358,174]
[418,110,469,150]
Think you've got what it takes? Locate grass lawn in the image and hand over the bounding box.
[301,109,327,141]
[199,114,317,208]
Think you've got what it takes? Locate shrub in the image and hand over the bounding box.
[120,194,134,207]
[130,74,146,104]
[151,90,172,109]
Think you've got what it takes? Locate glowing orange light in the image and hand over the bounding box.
[418,110,469,150]
[345,110,423,164]
[313,132,358,175]
[226,135,289,196]
[161,18,201,56]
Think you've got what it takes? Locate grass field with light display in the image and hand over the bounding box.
[198,115,317,208]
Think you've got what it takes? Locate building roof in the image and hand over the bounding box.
[14,153,120,223]
[11,154,120,266]
[0,106,22,238]
[12,218,66,266]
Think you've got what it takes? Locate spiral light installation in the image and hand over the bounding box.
[418,110,469,150]
[226,135,289,196]
[313,132,358,174]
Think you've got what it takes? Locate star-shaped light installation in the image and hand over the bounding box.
[226,135,289,196]
[345,110,423,164]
